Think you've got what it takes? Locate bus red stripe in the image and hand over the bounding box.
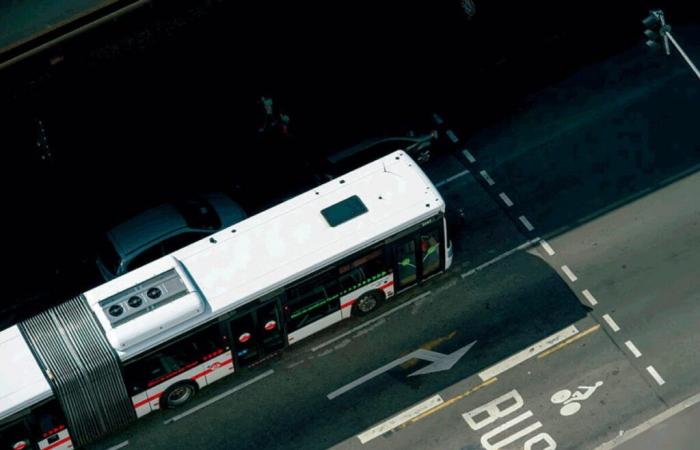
[44,436,72,450]
[380,281,394,290]
[341,299,355,309]
[134,392,162,408]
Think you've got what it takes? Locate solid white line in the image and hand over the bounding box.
[462,148,476,163]
[446,129,459,143]
[647,366,666,386]
[107,442,129,450]
[479,170,495,186]
[358,395,443,444]
[312,291,432,351]
[164,370,274,424]
[582,289,598,306]
[539,239,555,256]
[602,314,620,332]
[478,325,579,381]
[594,392,700,450]
[435,169,470,187]
[432,113,444,125]
[518,215,534,231]
[498,192,514,207]
[461,238,541,279]
[561,265,578,282]
[625,341,642,358]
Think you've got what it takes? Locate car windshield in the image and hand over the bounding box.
[174,197,221,230]
[97,238,120,274]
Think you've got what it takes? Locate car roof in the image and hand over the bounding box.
[107,203,189,259]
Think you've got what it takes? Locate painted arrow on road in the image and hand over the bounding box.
[327,340,477,400]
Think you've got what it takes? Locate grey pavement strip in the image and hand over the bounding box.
[106,441,129,450]
[461,238,541,279]
[163,370,274,424]
[594,391,700,449]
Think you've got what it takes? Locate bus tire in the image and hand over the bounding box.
[161,381,198,409]
[353,290,383,316]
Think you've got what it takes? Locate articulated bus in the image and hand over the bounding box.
[0,151,453,449]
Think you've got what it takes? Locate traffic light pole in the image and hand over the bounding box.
[664,31,700,81]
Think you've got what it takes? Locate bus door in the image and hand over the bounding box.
[228,297,285,368]
[392,226,443,290]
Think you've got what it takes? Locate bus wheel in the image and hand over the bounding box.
[354,291,382,316]
[162,382,197,409]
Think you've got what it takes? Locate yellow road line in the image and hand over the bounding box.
[398,377,498,429]
[400,330,458,369]
[537,324,600,359]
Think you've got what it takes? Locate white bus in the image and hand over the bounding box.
[0,151,453,449]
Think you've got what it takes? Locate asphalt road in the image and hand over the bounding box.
[87,29,700,450]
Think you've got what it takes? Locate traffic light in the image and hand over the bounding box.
[642,10,670,54]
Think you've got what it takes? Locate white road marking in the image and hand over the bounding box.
[462,148,476,163]
[582,289,598,306]
[312,291,432,351]
[357,395,443,444]
[594,392,700,450]
[479,170,495,186]
[518,215,535,231]
[446,129,459,143]
[163,370,274,424]
[432,113,444,124]
[461,238,541,279]
[499,192,514,207]
[106,442,129,450]
[646,366,666,385]
[602,314,620,332]
[561,265,578,282]
[478,325,579,381]
[539,239,555,256]
[625,341,642,358]
[435,169,470,187]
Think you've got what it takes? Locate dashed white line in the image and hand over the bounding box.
[539,239,555,256]
[432,113,444,125]
[602,314,620,332]
[646,365,666,386]
[446,129,459,143]
[478,325,579,381]
[518,215,535,231]
[106,442,129,450]
[582,289,598,306]
[164,370,274,424]
[461,238,541,279]
[435,169,470,187]
[561,265,578,282]
[312,291,432,351]
[479,170,495,186]
[462,148,476,163]
[357,395,444,444]
[499,192,513,207]
[625,341,642,358]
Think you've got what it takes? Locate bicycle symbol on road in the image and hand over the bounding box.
[550,381,603,416]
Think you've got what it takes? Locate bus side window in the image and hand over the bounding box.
[285,272,340,332]
[339,248,386,293]
[31,399,68,442]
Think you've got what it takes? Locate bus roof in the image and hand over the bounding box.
[83,151,444,360]
[0,325,52,421]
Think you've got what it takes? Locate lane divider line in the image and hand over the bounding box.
[625,340,642,358]
[518,215,535,231]
[461,238,541,279]
[164,370,274,424]
[106,441,129,450]
[602,314,621,332]
[499,192,514,207]
[462,148,476,163]
[582,289,598,306]
[480,170,495,186]
[432,113,444,125]
[446,129,459,143]
[561,265,578,282]
[646,365,666,386]
[357,395,444,444]
[537,324,601,359]
[435,169,470,188]
[539,239,555,256]
[478,325,579,381]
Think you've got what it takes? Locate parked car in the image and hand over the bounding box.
[96,192,246,281]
